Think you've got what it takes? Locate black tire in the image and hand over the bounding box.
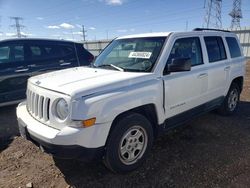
[218,82,240,116]
[104,113,154,173]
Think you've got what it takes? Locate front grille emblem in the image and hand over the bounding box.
[36,80,41,85]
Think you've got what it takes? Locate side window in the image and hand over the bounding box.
[60,45,75,57]
[0,46,10,64]
[204,36,227,62]
[29,44,64,60]
[30,46,42,60]
[44,45,62,59]
[226,37,241,58]
[167,37,203,66]
[0,44,24,64]
[14,46,24,61]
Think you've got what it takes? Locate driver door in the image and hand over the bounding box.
[163,36,208,122]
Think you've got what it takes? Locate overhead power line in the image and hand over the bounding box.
[10,17,26,38]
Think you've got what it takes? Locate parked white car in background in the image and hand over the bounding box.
[17,28,246,173]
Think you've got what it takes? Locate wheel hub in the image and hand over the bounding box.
[119,126,148,165]
[228,88,238,111]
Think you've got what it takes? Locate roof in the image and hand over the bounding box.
[116,30,237,40]
[0,38,77,43]
[117,32,172,39]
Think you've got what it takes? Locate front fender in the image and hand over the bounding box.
[71,79,165,125]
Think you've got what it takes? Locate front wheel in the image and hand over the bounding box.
[218,83,240,115]
[104,113,154,173]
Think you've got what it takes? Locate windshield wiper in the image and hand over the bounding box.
[97,64,124,72]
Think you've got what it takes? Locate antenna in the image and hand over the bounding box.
[229,0,242,29]
[203,0,222,29]
[10,17,26,38]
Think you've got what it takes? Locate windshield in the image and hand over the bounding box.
[94,37,166,72]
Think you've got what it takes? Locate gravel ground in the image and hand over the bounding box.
[0,62,249,188]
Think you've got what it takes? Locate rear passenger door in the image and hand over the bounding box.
[0,41,29,104]
[204,36,228,101]
[59,42,79,68]
[26,41,78,76]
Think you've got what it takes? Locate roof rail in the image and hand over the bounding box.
[193,28,231,33]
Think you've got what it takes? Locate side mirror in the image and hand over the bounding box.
[167,57,191,73]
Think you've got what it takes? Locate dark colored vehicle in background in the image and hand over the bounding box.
[0,38,94,107]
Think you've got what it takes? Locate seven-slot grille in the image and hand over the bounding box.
[26,89,51,121]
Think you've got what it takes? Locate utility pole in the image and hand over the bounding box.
[81,25,87,41]
[203,0,222,29]
[229,0,242,29]
[10,17,26,38]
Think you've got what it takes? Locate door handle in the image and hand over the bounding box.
[15,68,29,73]
[224,66,231,71]
[197,73,208,78]
[60,62,71,66]
[28,64,37,68]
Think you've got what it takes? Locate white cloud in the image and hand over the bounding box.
[73,31,82,35]
[0,33,3,36]
[47,25,60,29]
[36,17,44,20]
[75,24,82,29]
[65,38,77,41]
[89,27,96,30]
[60,23,75,29]
[51,34,61,37]
[6,33,15,36]
[117,29,127,33]
[105,0,124,5]
[62,31,70,35]
[20,32,33,36]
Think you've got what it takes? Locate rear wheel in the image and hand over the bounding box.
[104,113,154,173]
[218,83,240,115]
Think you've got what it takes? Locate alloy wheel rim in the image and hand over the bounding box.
[119,126,148,165]
[228,88,238,111]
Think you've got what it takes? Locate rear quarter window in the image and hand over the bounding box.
[60,44,75,57]
[226,37,242,58]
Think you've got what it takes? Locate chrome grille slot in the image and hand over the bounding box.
[43,98,50,121]
[26,89,51,122]
[38,96,44,119]
[34,94,39,116]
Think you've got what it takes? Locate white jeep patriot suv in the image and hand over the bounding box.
[17,28,246,173]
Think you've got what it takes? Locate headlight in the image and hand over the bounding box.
[55,98,69,121]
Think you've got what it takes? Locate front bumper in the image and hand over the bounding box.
[16,102,106,160]
[20,124,104,160]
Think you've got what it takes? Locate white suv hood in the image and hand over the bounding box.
[29,67,155,97]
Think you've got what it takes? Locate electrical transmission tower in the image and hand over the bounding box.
[229,0,242,29]
[203,0,222,29]
[10,17,26,38]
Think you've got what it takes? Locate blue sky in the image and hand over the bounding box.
[0,0,250,41]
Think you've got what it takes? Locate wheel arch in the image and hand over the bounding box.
[231,76,244,93]
[105,104,159,146]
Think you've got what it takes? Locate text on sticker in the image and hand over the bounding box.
[129,52,152,59]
